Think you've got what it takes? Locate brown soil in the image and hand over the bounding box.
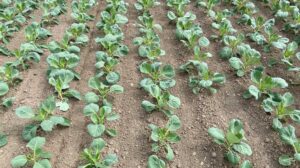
[0,0,299,168]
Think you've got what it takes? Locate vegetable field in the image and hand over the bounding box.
[0,0,299,167]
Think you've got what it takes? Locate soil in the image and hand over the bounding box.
[0,0,299,168]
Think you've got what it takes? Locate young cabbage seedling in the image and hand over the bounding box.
[180,61,225,94]
[262,92,300,130]
[95,51,120,84]
[15,96,71,141]
[139,61,176,90]
[281,41,300,68]
[79,138,118,168]
[83,104,119,137]
[71,0,96,23]
[66,23,89,46]
[229,44,261,77]
[219,34,244,60]
[0,63,21,85]
[11,137,52,168]
[95,34,129,58]
[149,115,181,161]
[277,125,300,166]
[48,69,81,111]
[41,0,67,26]
[46,51,80,79]
[47,34,81,54]
[136,13,162,33]
[25,22,52,43]
[88,76,124,101]
[208,119,252,165]
[166,0,190,20]
[135,0,160,12]
[175,12,199,40]
[141,84,181,117]
[243,67,288,100]
[12,42,43,70]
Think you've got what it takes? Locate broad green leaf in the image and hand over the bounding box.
[148,155,166,168]
[165,144,174,160]
[0,132,7,147]
[208,128,225,144]
[141,100,156,112]
[240,160,252,168]
[168,95,181,109]
[40,120,55,132]
[106,128,117,137]
[0,81,9,96]
[87,124,105,138]
[167,115,181,131]
[56,101,69,112]
[110,85,124,93]
[84,92,99,104]
[279,155,293,166]
[225,151,240,165]
[91,138,106,151]
[16,106,35,119]
[49,116,70,126]
[22,124,38,141]
[11,155,28,168]
[26,137,46,150]
[103,154,118,166]
[83,103,99,116]
[248,85,260,100]
[233,142,252,156]
[198,36,210,47]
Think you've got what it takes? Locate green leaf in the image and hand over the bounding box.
[56,101,69,112]
[168,95,181,109]
[91,138,106,151]
[26,137,46,150]
[87,124,105,138]
[2,97,15,108]
[104,154,118,166]
[34,159,51,168]
[16,106,35,119]
[83,103,99,116]
[167,115,181,131]
[208,128,225,144]
[106,128,117,137]
[219,47,233,60]
[84,92,99,104]
[279,155,293,166]
[165,144,174,160]
[49,116,70,126]
[225,151,240,165]
[233,142,252,156]
[110,85,124,93]
[167,11,176,20]
[148,155,166,168]
[0,132,7,147]
[22,124,38,141]
[141,100,156,112]
[40,120,55,132]
[0,81,9,96]
[11,155,28,168]
[198,36,210,47]
[64,89,81,100]
[248,85,260,100]
[272,118,283,131]
[106,72,120,84]
[240,160,252,168]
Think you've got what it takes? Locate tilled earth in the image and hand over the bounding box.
[0,0,299,168]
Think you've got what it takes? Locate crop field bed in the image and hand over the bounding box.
[0,0,299,168]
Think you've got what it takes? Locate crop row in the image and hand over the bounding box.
[197,0,300,166]
[134,0,182,167]
[80,0,130,167]
[7,1,98,167]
